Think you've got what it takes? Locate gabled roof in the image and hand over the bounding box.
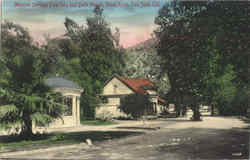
[117,75,166,104]
[45,77,82,90]
[104,74,166,104]
[117,76,155,95]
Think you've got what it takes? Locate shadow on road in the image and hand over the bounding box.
[0,130,144,153]
[158,119,192,122]
[155,128,249,159]
[116,127,160,130]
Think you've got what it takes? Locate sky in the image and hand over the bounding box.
[1,0,168,48]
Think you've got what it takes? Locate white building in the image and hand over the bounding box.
[44,77,83,128]
[97,74,166,118]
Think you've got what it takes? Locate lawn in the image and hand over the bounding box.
[0,130,143,152]
[80,120,118,126]
[0,120,120,152]
[0,120,118,132]
[0,125,7,131]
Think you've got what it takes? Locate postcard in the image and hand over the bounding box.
[0,0,249,159]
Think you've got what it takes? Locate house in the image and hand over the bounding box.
[44,77,83,128]
[97,74,166,118]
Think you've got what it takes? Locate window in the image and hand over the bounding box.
[63,96,72,116]
[114,85,118,94]
[100,96,109,104]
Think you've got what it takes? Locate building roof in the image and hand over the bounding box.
[117,76,155,95]
[109,75,165,103]
[158,97,165,103]
[45,77,82,90]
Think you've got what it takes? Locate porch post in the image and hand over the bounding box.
[154,103,157,114]
[77,96,81,126]
[72,96,76,126]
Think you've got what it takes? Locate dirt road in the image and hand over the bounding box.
[1,117,249,160]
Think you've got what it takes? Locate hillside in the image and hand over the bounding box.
[126,38,157,52]
[123,37,170,95]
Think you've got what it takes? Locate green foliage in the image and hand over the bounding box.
[230,88,249,116]
[217,83,248,116]
[0,131,141,150]
[119,94,153,119]
[41,7,125,120]
[0,21,66,137]
[56,6,125,119]
[81,93,99,120]
[124,45,170,96]
[155,1,211,120]
[154,1,249,119]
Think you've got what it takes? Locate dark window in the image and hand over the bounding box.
[114,85,118,93]
[100,96,109,104]
[63,96,72,116]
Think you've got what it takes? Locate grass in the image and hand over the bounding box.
[0,130,143,152]
[0,120,119,151]
[0,120,118,131]
[80,120,118,126]
[0,125,7,131]
[0,126,4,131]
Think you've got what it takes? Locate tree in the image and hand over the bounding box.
[51,6,126,119]
[155,1,210,120]
[0,21,65,137]
[119,94,153,119]
[124,40,170,96]
[155,1,250,119]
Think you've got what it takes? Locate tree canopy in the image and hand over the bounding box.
[0,21,65,137]
[124,41,170,96]
[155,1,250,119]
[43,6,126,119]
[119,94,153,119]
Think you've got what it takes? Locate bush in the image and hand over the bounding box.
[115,116,134,120]
[96,110,114,121]
[119,94,153,119]
[81,94,99,120]
[217,88,248,116]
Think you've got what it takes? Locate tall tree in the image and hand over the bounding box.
[0,21,65,137]
[155,1,208,120]
[154,1,250,119]
[56,6,125,119]
[62,6,125,81]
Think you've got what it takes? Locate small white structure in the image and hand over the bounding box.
[44,77,83,128]
[98,74,166,118]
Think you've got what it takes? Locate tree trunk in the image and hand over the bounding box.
[21,117,33,138]
[180,96,185,117]
[211,104,215,116]
[182,105,187,117]
[175,103,181,117]
[192,104,201,121]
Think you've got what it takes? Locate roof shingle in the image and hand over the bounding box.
[117,76,155,94]
[116,76,165,103]
[45,77,82,89]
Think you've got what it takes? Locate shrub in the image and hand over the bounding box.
[96,110,114,121]
[81,94,99,120]
[119,94,153,119]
